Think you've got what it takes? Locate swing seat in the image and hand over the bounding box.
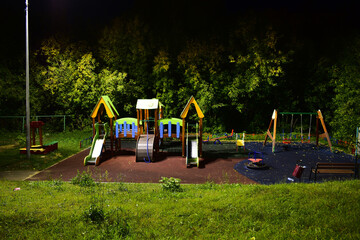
[236,139,244,147]
[236,140,245,151]
[236,133,246,152]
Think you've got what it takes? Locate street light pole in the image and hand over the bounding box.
[25,0,31,159]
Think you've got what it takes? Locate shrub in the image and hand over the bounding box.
[159,177,182,192]
[15,134,26,146]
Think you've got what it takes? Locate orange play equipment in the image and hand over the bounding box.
[203,129,234,144]
[20,121,58,154]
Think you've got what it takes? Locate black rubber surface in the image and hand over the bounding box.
[234,142,357,184]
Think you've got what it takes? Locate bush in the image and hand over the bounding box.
[159,177,182,192]
[15,134,26,146]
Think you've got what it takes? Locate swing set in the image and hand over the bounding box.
[264,109,333,153]
[280,112,313,144]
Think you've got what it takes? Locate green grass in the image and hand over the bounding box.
[0,130,92,171]
[0,179,359,239]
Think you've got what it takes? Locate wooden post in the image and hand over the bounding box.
[155,109,158,135]
[92,118,96,138]
[272,110,278,153]
[317,110,333,152]
[118,134,121,151]
[316,115,319,147]
[110,118,113,152]
[39,125,43,146]
[263,109,277,152]
[160,106,164,119]
[137,109,140,135]
[182,118,186,157]
[199,118,203,157]
[98,108,101,123]
[97,110,102,136]
[114,114,118,151]
[155,109,159,154]
[263,118,273,145]
[32,127,36,146]
[144,109,147,133]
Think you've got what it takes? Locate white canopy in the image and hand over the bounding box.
[136,99,159,110]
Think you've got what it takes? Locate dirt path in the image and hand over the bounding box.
[0,170,39,181]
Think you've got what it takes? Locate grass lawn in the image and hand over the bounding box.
[1,130,359,239]
[0,130,92,171]
[0,178,359,239]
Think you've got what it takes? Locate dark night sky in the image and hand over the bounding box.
[0,0,359,58]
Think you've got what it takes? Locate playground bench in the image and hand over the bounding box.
[309,162,358,182]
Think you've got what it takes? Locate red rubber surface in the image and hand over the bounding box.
[28,149,257,184]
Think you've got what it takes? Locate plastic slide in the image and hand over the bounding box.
[186,123,199,167]
[84,122,109,166]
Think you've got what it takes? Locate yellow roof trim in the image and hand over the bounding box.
[180,96,204,119]
[90,96,119,119]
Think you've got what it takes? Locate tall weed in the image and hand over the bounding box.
[71,169,95,187]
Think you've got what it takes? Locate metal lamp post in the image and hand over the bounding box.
[25,0,31,158]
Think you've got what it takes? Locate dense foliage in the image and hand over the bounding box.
[1,1,359,141]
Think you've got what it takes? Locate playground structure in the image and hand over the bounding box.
[158,118,183,139]
[115,117,139,140]
[263,109,333,153]
[19,121,58,154]
[89,96,119,152]
[83,96,118,165]
[84,122,109,165]
[84,95,204,167]
[135,99,161,162]
[180,96,204,167]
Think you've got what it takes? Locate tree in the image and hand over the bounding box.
[37,37,127,128]
[330,37,360,142]
[226,20,290,131]
[177,40,229,132]
[98,17,154,98]
[152,50,180,117]
[0,61,25,116]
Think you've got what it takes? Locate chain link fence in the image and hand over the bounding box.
[0,115,75,133]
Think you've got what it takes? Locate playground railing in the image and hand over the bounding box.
[79,136,93,148]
